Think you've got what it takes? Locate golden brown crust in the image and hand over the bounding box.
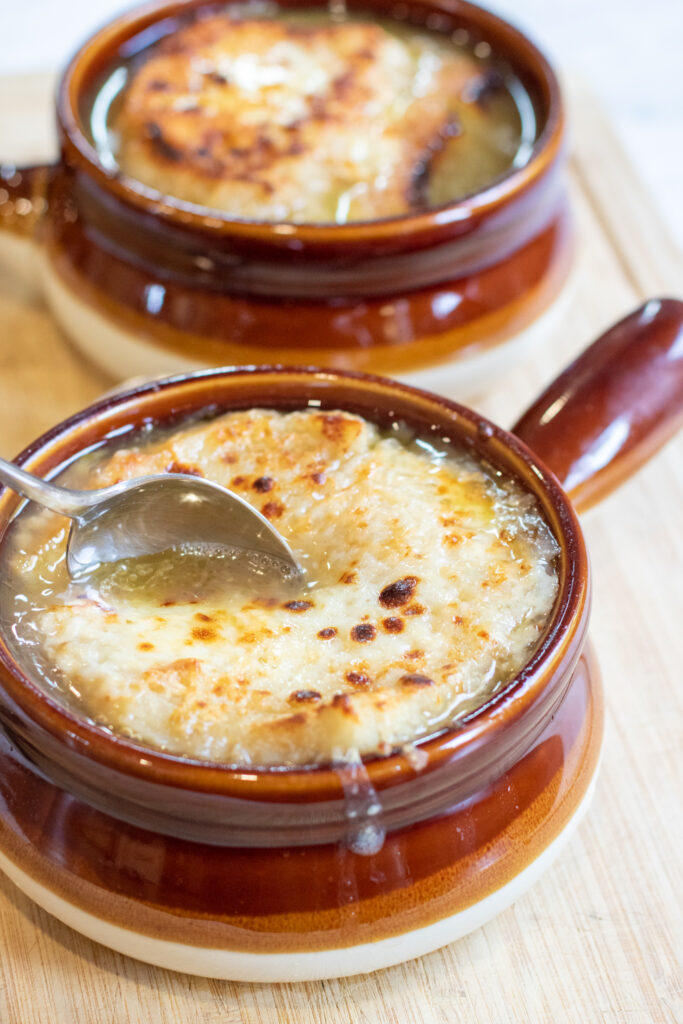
[114,13,480,221]
[23,409,561,766]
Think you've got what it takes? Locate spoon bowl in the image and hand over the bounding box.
[0,459,303,584]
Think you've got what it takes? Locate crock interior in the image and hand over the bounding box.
[0,368,588,802]
[58,0,562,238]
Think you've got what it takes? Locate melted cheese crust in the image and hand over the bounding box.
[29,410,559,766]
[113,13,479,222]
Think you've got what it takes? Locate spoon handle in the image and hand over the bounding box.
[0,456,86,518]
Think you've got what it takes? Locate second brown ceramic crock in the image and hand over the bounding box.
[0,0,570,393]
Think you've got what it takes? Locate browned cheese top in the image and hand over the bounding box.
[11,409,559,765]
[112,9,508,222]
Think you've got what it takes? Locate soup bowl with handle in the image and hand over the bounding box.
[0,299,679,981]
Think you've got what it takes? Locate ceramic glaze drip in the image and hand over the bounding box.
[400,742,430,772]
[335,752,385,856]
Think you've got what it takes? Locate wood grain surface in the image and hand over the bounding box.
[0,76,681,1024]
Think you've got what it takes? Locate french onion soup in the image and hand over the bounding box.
[1,408,559,766]
[85,3,538,223]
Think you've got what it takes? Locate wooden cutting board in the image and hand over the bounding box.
[0,75,681,1024]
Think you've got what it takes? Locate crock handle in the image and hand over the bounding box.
[512,298,683,513]
[0,162,53,297]
[0,162,51,239]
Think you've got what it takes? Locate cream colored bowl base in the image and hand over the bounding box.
[39,254,575,400]
[0,772,597,982]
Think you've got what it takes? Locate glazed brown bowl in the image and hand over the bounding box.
[0,0,571,395]
[0,299,680,981]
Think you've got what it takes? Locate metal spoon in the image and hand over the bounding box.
[0,457,303,581]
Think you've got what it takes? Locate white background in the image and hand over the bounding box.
[1,0,681,246]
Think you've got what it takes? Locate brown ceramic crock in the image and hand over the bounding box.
[0,299,680,981]
[0,0,571,393]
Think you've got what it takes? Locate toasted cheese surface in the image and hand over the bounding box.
[109,9,518,222]
[6,410,559,766]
